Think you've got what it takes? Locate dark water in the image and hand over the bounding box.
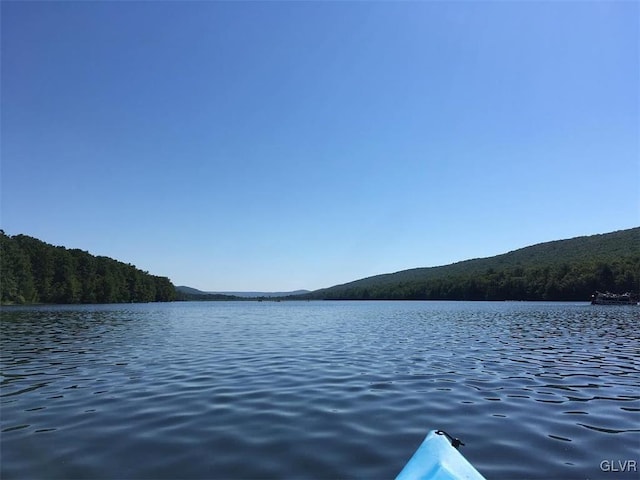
[1,301,638,479]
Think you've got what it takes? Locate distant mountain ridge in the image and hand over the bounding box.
[212,290,311,298]
[300,227,639,301]
[175,286,310,298]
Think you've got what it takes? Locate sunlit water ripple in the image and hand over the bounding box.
[1,301,638,479]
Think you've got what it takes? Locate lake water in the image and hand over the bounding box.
[1,301,638,479]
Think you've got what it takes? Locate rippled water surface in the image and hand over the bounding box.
[1,301,638,479]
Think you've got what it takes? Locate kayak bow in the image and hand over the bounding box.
[396,430,486,480]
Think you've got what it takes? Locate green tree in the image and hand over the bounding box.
[1,232,177,304]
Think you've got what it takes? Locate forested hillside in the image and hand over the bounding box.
[303,228,640,301]
[0,232,176,304]
[3,228,638,305]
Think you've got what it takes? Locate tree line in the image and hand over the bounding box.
[301,228,640,301]
[1,232,176,304]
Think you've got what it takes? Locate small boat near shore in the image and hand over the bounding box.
[591,291,639,305]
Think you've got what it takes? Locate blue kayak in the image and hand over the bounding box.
[396,430,486,480]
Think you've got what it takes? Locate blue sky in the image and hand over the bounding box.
[2,1,638,292]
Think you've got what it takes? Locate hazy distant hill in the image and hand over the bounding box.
[174,286,240,301]
[176,286,309,299]
[301,227,640,302]
[175,286,214,296]
[211,290,310,298]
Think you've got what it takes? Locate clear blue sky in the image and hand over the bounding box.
[2,1,638,292]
